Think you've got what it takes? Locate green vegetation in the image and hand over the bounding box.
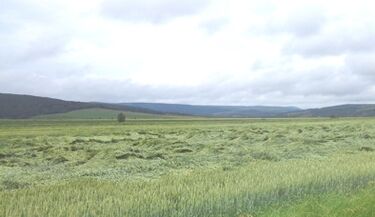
[258,184,375,217]
[34,108,185,120]
[117,112,126,122]
[0,118,374,216]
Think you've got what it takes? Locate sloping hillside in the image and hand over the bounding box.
[0,93,163,119]
[286,104,375,117]
[35,108,186,120]
[122,103,301,117]
[0,93,94,119]
[2,93,375,119]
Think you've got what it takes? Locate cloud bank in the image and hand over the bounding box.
[1,0,375,108]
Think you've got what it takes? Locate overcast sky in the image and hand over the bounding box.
[1,0,375,108]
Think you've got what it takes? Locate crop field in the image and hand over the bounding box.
[0,118,374,217]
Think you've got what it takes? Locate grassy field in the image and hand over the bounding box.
[258,184,375,217]
[0,118,374,216]
[34,108,186,120]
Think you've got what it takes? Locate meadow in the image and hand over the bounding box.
[0,118,374,216]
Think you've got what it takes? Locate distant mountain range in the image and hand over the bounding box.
[1,93,375,119]
[122,103,301,117]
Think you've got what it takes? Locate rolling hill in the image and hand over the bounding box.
[2,93,375,119]
[122,103,302,117]
[35,108,186,120]
[0,93,92,119]
[0,93,164,119]
[286,104,375,117]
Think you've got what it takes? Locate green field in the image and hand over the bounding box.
[0,118,374,216]
[34,108,186,120]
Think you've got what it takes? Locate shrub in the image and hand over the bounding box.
[117,113,126,123]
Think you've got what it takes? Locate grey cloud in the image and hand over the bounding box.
[0,32,69,71]
[19,37,67,62]
[64,67,375,106]
[283,25,375,57]
[101,0,209,23]
[250,70,367,98]
[259,7,326,37]
[262,6,375,58]
[2,65,375,108]
[345,53,375,80]
[1,0,375,108]
[0,0,58,24]
[0,63,91,99]
[0,0,71,69]
[231,61,372,107]
[293,72,367,97]
[284,10,326,37]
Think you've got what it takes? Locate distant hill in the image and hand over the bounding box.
[35,108,186,120]
[286,104,375,117]
[122,103,301,117]
[0,93,164,119]
[0,93,92,119]
[2,93,375,119]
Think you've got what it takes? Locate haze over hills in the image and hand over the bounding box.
[1,93,375,119]
[287,104,375,117]
[122,103,301,117]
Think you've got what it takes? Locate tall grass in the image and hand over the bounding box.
[1,153,374,217]
[258,183,375,217]
[1,118,375,216]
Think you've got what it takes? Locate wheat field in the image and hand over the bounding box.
[0,118,374,216]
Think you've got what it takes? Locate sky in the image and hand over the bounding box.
[1,0,375,108]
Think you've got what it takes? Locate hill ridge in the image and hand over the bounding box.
[0,93,164,119]
[2,93,375,118]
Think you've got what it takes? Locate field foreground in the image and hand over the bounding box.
[0,118,374,216]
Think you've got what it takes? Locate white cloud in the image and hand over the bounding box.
[101,0,209,23]
[1,0,375,108]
